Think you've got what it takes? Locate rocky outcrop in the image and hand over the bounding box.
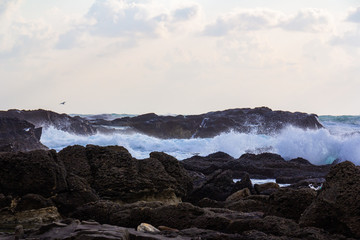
[0,117,47,152]
[92,107,323,139]
[0,150,99,217]
[59,145,193,203]
[0,109,96,135]
[300,161,360,238]
[182,152,331,180]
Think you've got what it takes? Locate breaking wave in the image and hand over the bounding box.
[41,124,360,165]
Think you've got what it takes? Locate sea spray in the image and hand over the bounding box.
[40,124,360,165]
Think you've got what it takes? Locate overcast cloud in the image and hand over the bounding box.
[1,0,360,115]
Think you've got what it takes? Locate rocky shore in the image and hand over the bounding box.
[0,145,359,239]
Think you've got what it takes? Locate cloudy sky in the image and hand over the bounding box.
[1,0,360,115]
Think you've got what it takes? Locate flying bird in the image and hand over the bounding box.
[60,101,66,105]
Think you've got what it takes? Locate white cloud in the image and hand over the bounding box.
[203,8,331,36]
[173,5,199,22]
[203,9,281,36]
[331,28,360,47]
[280,9,331,32]
[346,7,360,23]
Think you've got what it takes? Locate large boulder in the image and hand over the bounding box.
[59,145,193,203]
[0,150,67,197]
[0,150,99,216]
[300,161,360,238]
[266,188,316,221]
[185,169,236,203]
[0,117,47,152]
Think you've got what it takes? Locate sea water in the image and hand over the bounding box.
[40,115,360,165]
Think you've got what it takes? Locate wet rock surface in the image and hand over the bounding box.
[0,117,47,152]
[182,152,331,181]
[0,146,358,239]
[59,145,193,203]
[0,109,96,136]
[300,161,360,238]
[92,107,323,139]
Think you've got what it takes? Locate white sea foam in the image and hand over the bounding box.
[40,123,360,165]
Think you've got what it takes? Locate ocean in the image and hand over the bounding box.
[40,115,360,166]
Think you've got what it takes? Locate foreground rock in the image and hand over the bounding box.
[0,117,47,152]
[92,107,323,139]
[300,161,360,238]
[59,145,193,203]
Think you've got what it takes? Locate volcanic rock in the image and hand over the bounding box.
[0,117,47,152]
[93,107,323,139]
[300,161,360,238]
[59,145,192,203]
[0,150,67,197]
[182,152,331,181]
[266,188,316,222]
[0,109,96,135]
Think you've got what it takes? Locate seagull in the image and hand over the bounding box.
[60,101,66,105]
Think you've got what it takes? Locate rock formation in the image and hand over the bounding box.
[0,117,47,152]
[92,107,323,139]
[0,109,96,135]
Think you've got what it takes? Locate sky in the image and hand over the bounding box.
[1,0,360,115]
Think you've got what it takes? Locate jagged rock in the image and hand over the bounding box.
[93,107,322,139]
[186,169,235,203]
[254,182,280,195]
[59,145,192,203]
[232,173,253,193]
[72,200,263,231]
[0,150,99,217]
[0,206,61,229]
[227,215,300,236]
[52,173,99,214]
[0,150,67,197]
[182,152,331,181]
[15,194,53,212]
[226,188,251,202]
[300,161,360,238]
[225,195,269,213]
[0,117,47,152]
[0,109,96,135]
[266,188,316,222]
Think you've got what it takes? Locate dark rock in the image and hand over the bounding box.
[0,150,67,197]
[226,188,251,202]
[0,109,97,135]
[225,195,269,213]
[266,188,316,222]
[0,194,12,210]
[254,182,279,195]
[186,169,235,203]
[72,200,263,232]
[52,174,99,215]
[183,152,331,181]
[0,117,47,152]
[59,145,192,203]
[93,107,323,139]
[300,161,360,238]
[15,194,53,212]
[227,215,300,236]
[197,198,225,208]
[232,173,253,192]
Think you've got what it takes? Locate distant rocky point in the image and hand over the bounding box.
[92,106,323,139]
[0,107,322,152]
